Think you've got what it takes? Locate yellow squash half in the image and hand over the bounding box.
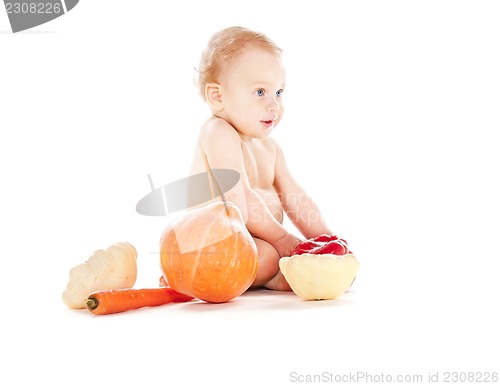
[279,253,360,300]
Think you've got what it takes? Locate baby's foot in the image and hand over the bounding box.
[263,270,292,291]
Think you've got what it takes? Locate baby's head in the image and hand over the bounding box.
[198,26,283,101]
[198,26,286,138]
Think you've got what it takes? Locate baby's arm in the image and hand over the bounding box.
[273,140,333,239]
[199,119,300,257]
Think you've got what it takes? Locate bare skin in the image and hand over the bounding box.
[190,46,332,290]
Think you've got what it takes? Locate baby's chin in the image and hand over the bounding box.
[258,120,280,136]
[236,127,275,140]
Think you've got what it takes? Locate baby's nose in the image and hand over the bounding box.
[268,97,280,111]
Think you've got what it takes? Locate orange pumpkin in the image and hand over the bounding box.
[160,201,258,303]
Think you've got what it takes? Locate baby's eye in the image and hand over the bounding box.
[255,89,265,97]
[276,89,284,97]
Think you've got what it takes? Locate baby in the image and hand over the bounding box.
[190,26,332,291]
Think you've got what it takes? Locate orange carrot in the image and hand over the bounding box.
[85,287,193,315]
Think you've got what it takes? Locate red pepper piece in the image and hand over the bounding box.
[311,240,347,255]
[338,238,348,246]
[291,235,352,256]
[291,240,322,255]
[312,234,339,242]
[337,239,352,254]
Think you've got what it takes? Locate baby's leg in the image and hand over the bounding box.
[251,237,291,291]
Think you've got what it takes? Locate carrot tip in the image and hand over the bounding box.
[86,297,99,311]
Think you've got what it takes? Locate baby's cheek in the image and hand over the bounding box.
[277,105,285,122]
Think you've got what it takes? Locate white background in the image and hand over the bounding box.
[1,1,499,385]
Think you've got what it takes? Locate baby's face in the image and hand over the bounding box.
[218,47,286,139]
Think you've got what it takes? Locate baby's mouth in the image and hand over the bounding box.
[261,120,274,128]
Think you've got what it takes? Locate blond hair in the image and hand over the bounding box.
[197,26,283,100]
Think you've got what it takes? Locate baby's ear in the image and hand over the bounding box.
[205,83,223,111]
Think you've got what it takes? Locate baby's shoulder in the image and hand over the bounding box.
[199,117,240,142]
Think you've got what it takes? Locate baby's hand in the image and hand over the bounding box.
[272,233,302,258]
